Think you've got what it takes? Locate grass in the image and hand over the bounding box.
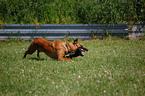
[0,39,145,96]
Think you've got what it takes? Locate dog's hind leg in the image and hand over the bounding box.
[23,49,36,58]
[23,43,37,58]
[37,50,40,58]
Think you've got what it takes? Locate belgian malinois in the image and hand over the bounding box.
[23,37,88,62]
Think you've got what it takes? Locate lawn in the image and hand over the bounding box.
[0,39,145,96]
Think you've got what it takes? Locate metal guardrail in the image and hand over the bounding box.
[127,22,145,38]
[0,24,129,40]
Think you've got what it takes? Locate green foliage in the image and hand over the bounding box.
[0,39,145,95]
[0,0,145,24]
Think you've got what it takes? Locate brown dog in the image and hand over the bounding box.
[23,37,88,62]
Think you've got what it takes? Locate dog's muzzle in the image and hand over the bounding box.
[77,47,88,56]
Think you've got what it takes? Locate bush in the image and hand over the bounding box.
[0,0,144,24]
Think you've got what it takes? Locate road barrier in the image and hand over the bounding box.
[0,24,144,40]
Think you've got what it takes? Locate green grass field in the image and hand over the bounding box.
[0,39,145,96]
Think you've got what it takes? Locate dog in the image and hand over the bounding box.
[23,37,88,62]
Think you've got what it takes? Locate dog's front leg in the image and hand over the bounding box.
[58,54,74,62]
[57,49,74,62]
[58,57,74,62]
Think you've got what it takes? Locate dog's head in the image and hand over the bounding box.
[69,39,88,58]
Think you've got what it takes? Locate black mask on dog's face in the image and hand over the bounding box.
[69,45,88,58]
[67,38,88,58]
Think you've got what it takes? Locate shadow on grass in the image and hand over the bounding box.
[29,57,45,61]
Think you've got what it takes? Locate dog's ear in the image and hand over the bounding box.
[73,38,78,44]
